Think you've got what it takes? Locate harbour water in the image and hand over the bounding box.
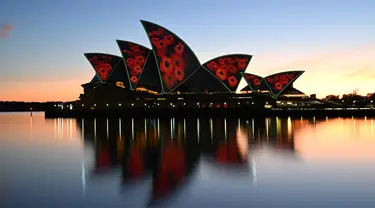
[1,112,375,207]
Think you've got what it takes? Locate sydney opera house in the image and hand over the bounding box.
[76,20,310,111]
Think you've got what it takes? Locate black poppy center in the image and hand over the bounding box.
[219,71,223,75]
[101,70,105,73]
[165,61,170,68]
[177,71,181,75]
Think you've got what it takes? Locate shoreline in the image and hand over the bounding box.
[44,108,375,118]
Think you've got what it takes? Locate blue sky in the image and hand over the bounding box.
[1,0,374,101]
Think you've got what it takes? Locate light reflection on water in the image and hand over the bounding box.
[1,112,375,207]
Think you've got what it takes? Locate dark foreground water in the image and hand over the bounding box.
[1,113,375,208]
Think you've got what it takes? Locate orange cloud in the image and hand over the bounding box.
[0,24,13,38]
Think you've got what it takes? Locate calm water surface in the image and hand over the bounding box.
[1,112,375,207]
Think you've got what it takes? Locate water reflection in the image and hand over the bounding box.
[3,113,375,207]
[75,116,299,205]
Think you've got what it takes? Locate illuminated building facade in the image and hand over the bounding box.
[77,20,308,110]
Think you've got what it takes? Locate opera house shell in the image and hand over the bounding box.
[77,20,306,109]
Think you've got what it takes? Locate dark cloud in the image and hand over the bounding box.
[0,24,13,38]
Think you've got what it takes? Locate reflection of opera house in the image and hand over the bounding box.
[75,20,315,111]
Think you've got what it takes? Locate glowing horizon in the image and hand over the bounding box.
[1,0,374,102]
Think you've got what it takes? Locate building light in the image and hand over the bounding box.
[106,104,109,106]
[82,104,84,107]
[173,105,175,108]
[238,102,240,105]
[131,103,134,106]
[119,103,122,106]
[94,104,96,106]
[224,102,226,105]
[210,103,213,105]
[69,105,73,110]
[372,100,374,103]
[157,103,160,106]
[144,103,147,106]
[54,104,56,107]
[252,102,254,104]
[183,103,186,105]
[170,103,173,106]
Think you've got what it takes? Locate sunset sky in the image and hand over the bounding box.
[1,0,374,101]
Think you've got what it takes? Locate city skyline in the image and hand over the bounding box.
[1,0,375,101]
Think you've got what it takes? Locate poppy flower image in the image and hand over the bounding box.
[122,49,129,54]
[156,39,166,49]
[174,68,184,81]
[274,82,283,91]
[216,67,228,81]
[174,43,185,56]
[100,55,107,59]
[287,73,294,80]
[266,77,274,84]
[102,63,112,71]
[131,45,140,53]
[130,76,138,83]
[99,61,105,65]
[253,78,261,86]
[164,35,175,45]
[95,64,102,71]
[162,73,177,89]
[135,55,146,66]
[91,58,100,65]
[225,57,235,64]
[218,58,226,65]
[274,75,280,81]
[244,74,254,79]
[227,76,238,88]
[130,65,142,76]
[206,61,218,71]
[98,69,109,81]
[171,53,185,70]
[237,59,248,69]
[126,58,135,67]
[127,50,134,57]
[107,56,112,60]
[279,74,287,80]
[227,65,237,74]
[153,27,164,36]
[156,47,167,57]
[280,78,289,85]
[148,31,154,37]
[151,37,160,46]
[160,56,174,74]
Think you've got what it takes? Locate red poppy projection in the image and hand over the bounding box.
[215,140,247,164]
[264,71,304,95]
[241,72,265,91]
[203,55,252,91]
[117,40,151,90]
[153,144,186,199]
[141,20,201,94]
[127,146,146,178]
[84,53,123,83]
